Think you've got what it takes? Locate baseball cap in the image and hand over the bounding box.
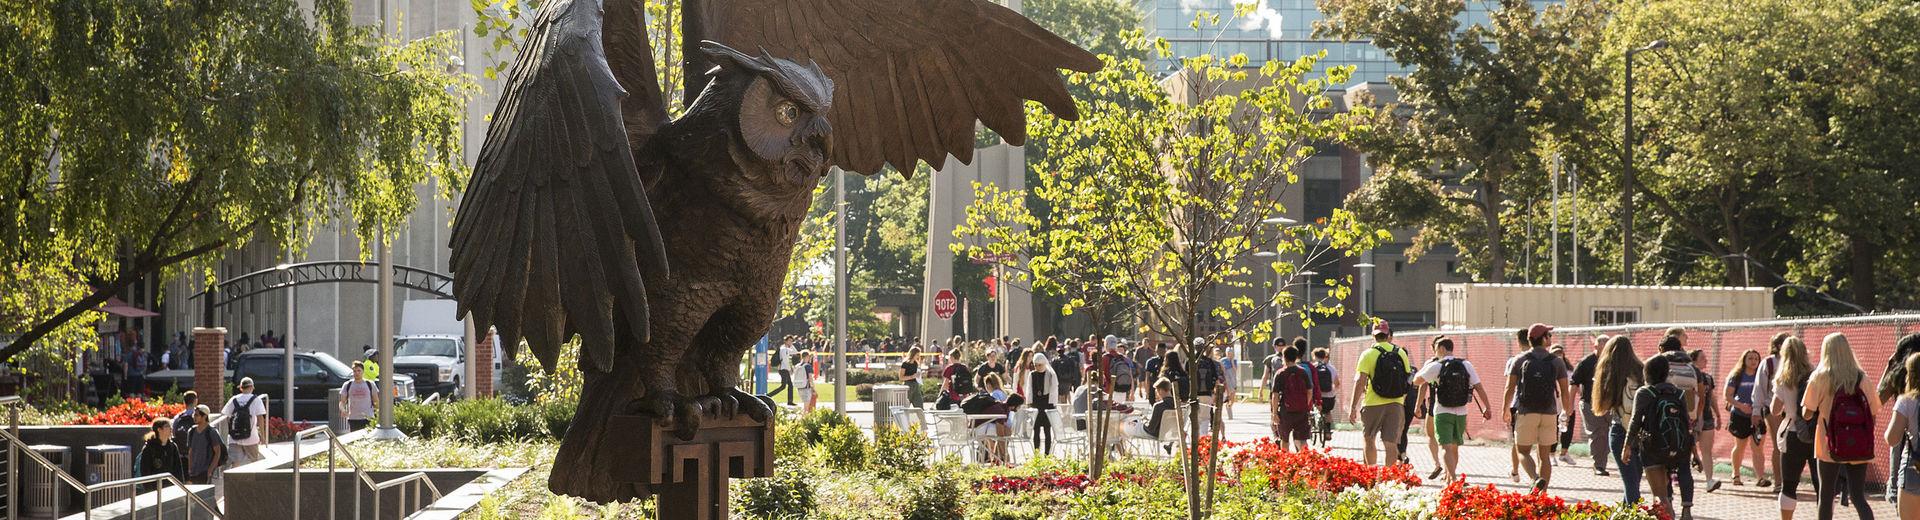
[1528,323,1555,343]
[1371,321,1392,336]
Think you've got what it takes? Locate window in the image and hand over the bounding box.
[1394,261,1404,273]
[1592,308,1641,326]
[1304,178,1340,221]
[239,358,283,380]
[296,358,332,379]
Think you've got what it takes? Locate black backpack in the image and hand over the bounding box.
[1637,385,1695,468]
[1052,354,1083,389]
[1437,359,1474,408]
[1313,362,1335,393]
[1515,351,1559,411]
[228,395,257,441]
[1368,345,1409,399]
[947,363,976,395]
[1193,357,1220,394]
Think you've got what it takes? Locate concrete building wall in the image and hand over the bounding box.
[920,144,1036,343]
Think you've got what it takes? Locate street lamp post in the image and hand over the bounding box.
[1622,39,1667,285]
[1354,263,1376,318]
[1300,270,1319,346]
[1260,217,1296,342]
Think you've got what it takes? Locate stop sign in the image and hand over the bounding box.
[932,289,958,319]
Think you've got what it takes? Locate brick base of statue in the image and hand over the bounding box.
[605,413,774,520]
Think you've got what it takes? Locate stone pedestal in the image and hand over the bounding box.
[192,327,227,404]
[605,414,774,520]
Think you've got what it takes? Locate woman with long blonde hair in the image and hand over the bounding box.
[1801,333,1878,520]
[1769,336,1815,520]
[1881,352,1920,520]
[1591,336,1646,506]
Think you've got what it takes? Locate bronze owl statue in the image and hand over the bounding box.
[449,0,1096,501]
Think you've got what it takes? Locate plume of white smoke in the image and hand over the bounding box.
[1231,0,1287,39]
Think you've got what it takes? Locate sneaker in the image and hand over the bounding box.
[1705,479,1722,493]
[1532,478,1547,492]
[1557,453,1576,465]
[1679,506,1693,520]
[1594,469,1610,477]
[1510,471,1521,483]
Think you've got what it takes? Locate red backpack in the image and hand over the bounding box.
[1827,384,1876,463]
[1275,365,1316,413]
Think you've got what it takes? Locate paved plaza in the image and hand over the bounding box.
[828,400,1898,520]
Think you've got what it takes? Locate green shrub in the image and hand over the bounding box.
[919,379,943,403]
[394,398,573,442]
[869,424,929,477]
[814,422,868,471]
[735,460,818,519]
[844,369,898,386]
[793,409,855,444]
[901,470,965,520]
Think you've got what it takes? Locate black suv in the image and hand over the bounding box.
[230,349,416,421]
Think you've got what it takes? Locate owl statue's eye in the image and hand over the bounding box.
[774,101,800,126]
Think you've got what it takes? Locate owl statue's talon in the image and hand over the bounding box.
[725,388,773,423]
[672,398,706,440]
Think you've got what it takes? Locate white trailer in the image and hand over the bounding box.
[1435,283,1774,330]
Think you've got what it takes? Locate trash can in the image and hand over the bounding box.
[85,445,132,506]
[871,384,909,428]
[23,445,68,518]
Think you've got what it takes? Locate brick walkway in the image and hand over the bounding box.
[840,400,1898,520]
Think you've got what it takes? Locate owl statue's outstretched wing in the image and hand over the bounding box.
[684,0,1103,175]
[450,0,668,372]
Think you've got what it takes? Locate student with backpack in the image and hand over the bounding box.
[1503,323,1573,491]
[1270,346,1322,452]
[774,338,797,406]
[1624,353,1697,520]
[1800,332,1879,520]
[1591,336,1646,506]
[1412,336,1491,482]
[338,362,378,432]
[1312,347,1339,445]
[1104,342,1137,402]
[181,405,224,484]
[1348,321,1411,466]
[938,347,975,410]
[1655,334,1713,496]
[220,377,268,466]
[1770,336,1817,520]
[1880,352,1920,519]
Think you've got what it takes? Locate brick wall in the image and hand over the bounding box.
[1332,314,1920,481]
[192,327,227,405]
[474,331,494,397]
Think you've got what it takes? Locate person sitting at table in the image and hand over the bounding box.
[1124,378,1179,441]
[961,374,1015,464]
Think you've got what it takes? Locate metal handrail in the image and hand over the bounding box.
[0,427,227,520]
[288,426,442,520]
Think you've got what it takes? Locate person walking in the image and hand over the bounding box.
[901,347,926,409]
[1507,328,1529,483]
[1881,352,1920,519]
[1311,347,1339,446]
[1624,353,1697,520]
[181,406,224,485]
[1572,334,1613,476]
[1691,348,1723,492]
[1412,336,1491,482]
[1218,346,1239,420]
[1771,335,1817,520]
[773,338,797,405]
[938,347,975,410]
[1800,332,1878,520]
[339,361,378,432]
[797,350,819,413]
[1753,332,1788,493]
[1726,348,1764,486]
[1017,351,1061,456]
[1552,345,1578,466]
[1348,322,1411,466]
[136,417,185,484]
[220,377,268,465]
[1592,336,1646,506]
[171,390,201,437]
[1655,334,1708,499]
[1504,323,1573,491]
[1270,345,1321,452]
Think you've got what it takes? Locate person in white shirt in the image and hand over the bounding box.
[773,339,798,406]
[220,377,269,465]
[338,362,378,432]
[1412,337,1492,482]
[795,350,817,413]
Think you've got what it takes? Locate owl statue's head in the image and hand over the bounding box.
[694,42,835,195]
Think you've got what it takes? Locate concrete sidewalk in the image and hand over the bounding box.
[841,399,1897,520]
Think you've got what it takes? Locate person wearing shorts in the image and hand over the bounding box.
[1413,337,1490,482]
[1349,322,1411,466]
[1269,345,1320,450]
[1504,323,1572,491]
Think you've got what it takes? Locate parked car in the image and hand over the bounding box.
[230,349,415,421]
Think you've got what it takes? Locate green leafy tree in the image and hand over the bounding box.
[1318,0,1609,282]
[954,36,1387,517]
[0,0,473,363]
[1600,0,1920,308]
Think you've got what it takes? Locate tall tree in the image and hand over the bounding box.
[955,37,1386,517]
[1319,0,1609,282]
[0,0,473,363]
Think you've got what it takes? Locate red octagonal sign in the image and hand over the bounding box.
[932,289,958,320]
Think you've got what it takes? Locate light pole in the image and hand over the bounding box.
[1721,253,1754,287]
[1622,39,1667,285]
[1260,216,1296,343]
[1254,251,1278,339]
[1300,270,1319,346]
[1354,263,1375,318]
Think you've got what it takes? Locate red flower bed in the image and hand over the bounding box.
[69,399,186,426]
[975,471,1149,494]
[266,416,313,443]
[1434,479,1672,520]
[1228,437,1422,492]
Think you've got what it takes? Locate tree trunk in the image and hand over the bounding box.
[1481,175,1508,283]
[1848,238,1880,310]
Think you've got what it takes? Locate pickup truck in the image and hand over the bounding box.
[392,299,503,400]
[146,349,416,421]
